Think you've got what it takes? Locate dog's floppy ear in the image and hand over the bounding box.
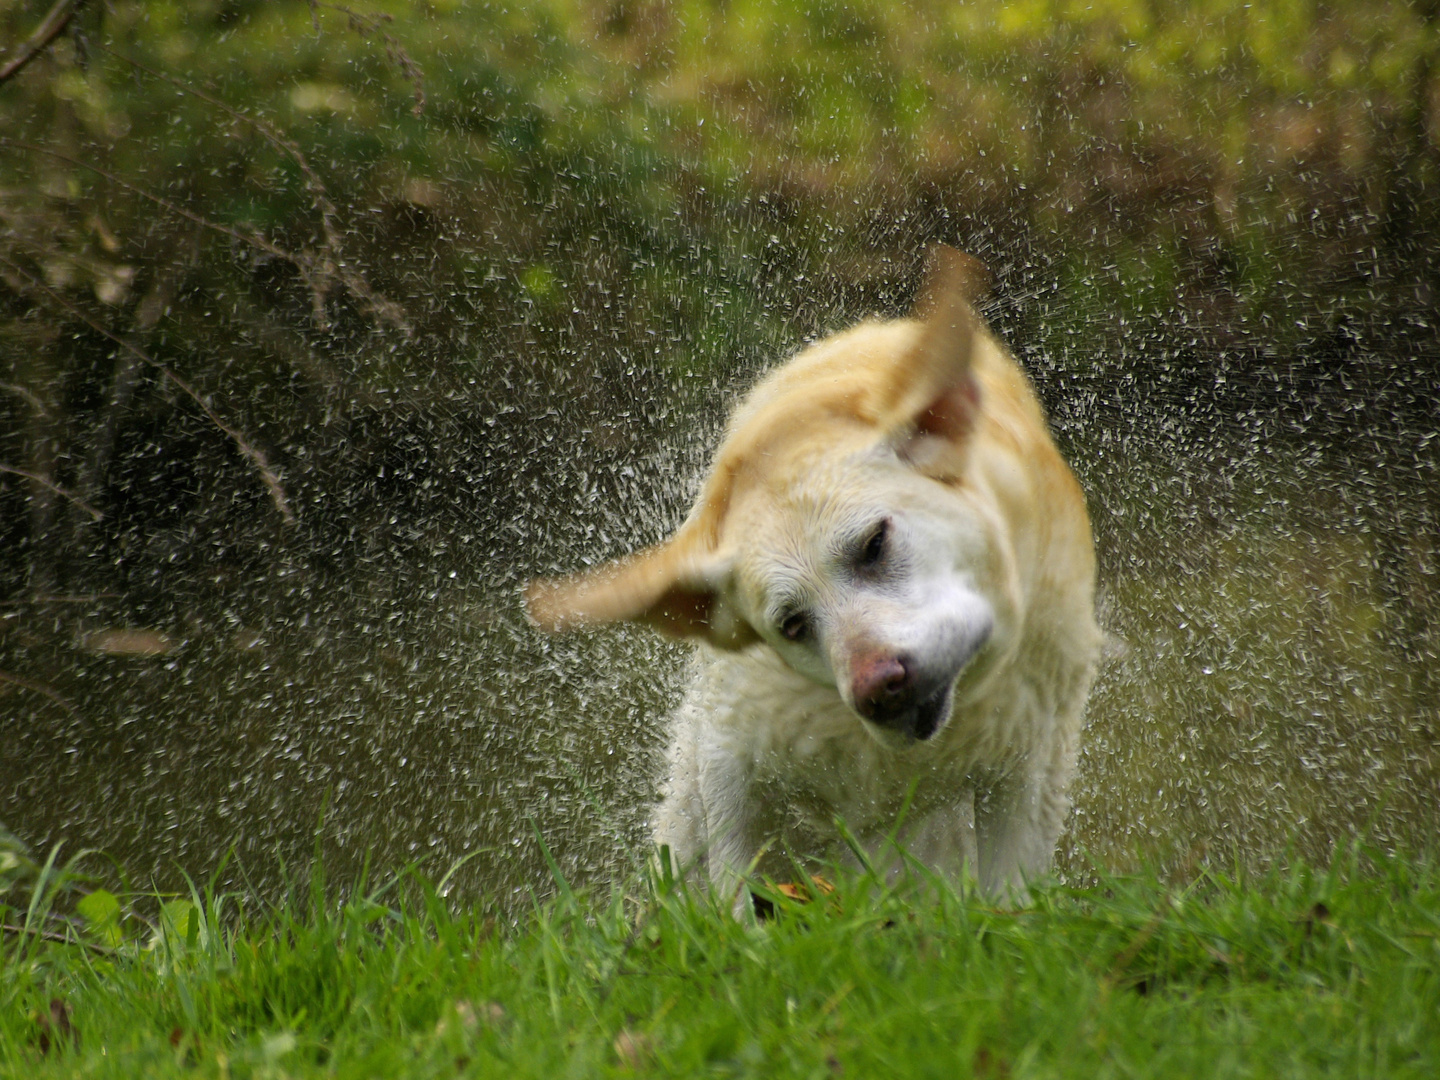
[877,245,990,479]
[524,534,757,649]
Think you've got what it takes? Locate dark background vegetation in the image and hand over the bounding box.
[1,0,1437,902]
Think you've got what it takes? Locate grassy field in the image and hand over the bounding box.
[2,847,1438,1078]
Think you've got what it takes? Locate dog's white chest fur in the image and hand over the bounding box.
[653,630,1082,902]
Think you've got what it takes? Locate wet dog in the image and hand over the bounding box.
[527,246,1100,911]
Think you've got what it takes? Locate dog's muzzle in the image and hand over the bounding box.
[849,612,992,742]
[865,682,952,742]
[851,655,955,742]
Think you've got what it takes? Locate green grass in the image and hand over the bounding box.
[3,847,1439,1078]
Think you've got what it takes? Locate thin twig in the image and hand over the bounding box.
[0,257,296,525]
[0,381,50,416]
[90,43,410,332]
[0,138,302,274]
[0,464,103,520]
[314,2,426,116]
[0,593,120,606]
[0,670,79,718]
[1,922,114,955]
[92,43,325,199]
[0,0,86,84]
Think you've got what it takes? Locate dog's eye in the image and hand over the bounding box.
[859,519,888,568]
[780,612,810,642]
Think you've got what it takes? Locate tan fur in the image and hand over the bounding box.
[526,246,1100,910]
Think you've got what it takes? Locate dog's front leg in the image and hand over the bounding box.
[889,793,980,886]
[696,738,760,918]
[974,762,1069,897]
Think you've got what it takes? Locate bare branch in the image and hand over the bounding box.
[3,134,411,338]
[0,594,120,606]
[0,670,79,718]
[0,138,303,274]
[0,0,86,84]
[0,464,102,520]
[0,921,113,954]
[89,44,412,332]
[92,44,328,203]
[227,291,384,407]
[78,271,181,512]
[0,257,296,526]
[0,381,49,416]
[315,2,426,116]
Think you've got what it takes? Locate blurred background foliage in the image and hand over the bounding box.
[0,0,1437,900]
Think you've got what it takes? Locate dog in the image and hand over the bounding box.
[526,245,1100,911]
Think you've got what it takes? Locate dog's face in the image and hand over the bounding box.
[526,247,1022,748]
[713,435,1017,746]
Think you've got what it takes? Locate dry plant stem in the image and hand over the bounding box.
[1,139,316,291]
[0,0,86,84]
[0,381,50,416]
[0,464,102,520]
[0,922,112,954]
[76,265,187,532]
[0,257,296,525]
[0,594,120,606]
[18,365,60,596]
[87,346,146,483]
[91,44,411,332]
[0,670,79,718]
[227,291,382,407]
[312,1,427,116]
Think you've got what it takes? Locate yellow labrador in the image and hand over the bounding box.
[528,246,1100,910]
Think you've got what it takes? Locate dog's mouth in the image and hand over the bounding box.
[910,683,952,740]
[861,682,953,747]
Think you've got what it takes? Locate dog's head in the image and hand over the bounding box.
[526,246,1024,747]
